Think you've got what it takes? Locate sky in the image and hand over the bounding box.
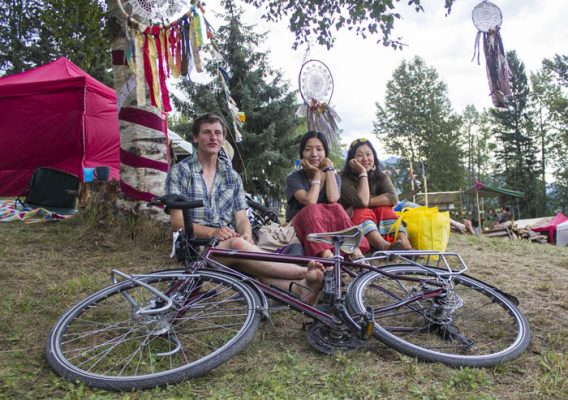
[196,0,568,157]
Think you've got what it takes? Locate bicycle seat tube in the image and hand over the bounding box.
[331,237,344,303]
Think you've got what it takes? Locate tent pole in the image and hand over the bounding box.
[409,160,416,204]
[476,189,481,232]
[421,161,428,207]
[424,175,428,207]
[481,196,485,229]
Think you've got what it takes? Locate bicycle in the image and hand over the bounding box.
[245,194,279,242]
[45,195,531,391]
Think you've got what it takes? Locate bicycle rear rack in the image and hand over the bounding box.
[361,250,469,278]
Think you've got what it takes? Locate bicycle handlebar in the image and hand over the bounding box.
[153,194,203,210]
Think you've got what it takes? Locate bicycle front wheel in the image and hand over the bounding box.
[347,265,530,367]
[46,270,261,390]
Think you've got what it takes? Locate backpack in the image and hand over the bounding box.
[19,167,79,211]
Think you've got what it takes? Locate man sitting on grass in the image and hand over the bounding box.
[165,113,323,303]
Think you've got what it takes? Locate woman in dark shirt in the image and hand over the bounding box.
[340,138,411,250]
[285,131,369,258]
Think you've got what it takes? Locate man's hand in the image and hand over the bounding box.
[214,226,239,241]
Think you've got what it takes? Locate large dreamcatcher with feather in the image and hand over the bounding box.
[296,60,341,147]
[471,0,512,108]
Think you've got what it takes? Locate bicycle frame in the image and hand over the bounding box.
[115,196,469,339]
[45,196,531,391]
[155,243,465,332]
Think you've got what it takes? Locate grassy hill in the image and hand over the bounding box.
[1,211,567,399]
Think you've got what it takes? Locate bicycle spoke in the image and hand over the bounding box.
[48,272,260,389]
[347,266,530,366]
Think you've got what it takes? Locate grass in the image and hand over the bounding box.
[1,207,568,399]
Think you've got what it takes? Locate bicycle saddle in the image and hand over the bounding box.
[306,226,362,254]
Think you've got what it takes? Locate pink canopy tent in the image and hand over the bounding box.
[531,212,568,244]
[0,57,120,196]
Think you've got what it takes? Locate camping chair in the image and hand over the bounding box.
[17,167,80,214]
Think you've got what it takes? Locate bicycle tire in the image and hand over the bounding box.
[46,270,261,390]
[347,265,530,367]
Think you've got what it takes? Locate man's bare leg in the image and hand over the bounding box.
[260,261,325,304]
[213,237,315,280]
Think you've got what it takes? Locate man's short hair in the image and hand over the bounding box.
[191,113,228,138]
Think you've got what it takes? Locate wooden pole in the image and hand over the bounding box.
[409,160,416,204]
[421,161,428,207]
[476,189,482,233]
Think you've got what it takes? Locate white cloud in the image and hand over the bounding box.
[202,1,568,157]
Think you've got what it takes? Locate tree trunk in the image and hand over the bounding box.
[107,1,169,219]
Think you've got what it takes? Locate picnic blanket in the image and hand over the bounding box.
[0,200,75,223]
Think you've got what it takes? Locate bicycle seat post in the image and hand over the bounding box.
[331,236,344,303]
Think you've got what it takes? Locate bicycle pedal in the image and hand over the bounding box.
[360,306,375,340]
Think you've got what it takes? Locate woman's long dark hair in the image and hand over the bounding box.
[298,131,330,159]
[341,138,385,181]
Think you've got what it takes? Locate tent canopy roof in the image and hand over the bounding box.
[0,57,114,99]
[531,212,568,231]
[464,183,525,198]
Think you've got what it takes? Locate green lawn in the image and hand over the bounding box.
[1,211,567,399]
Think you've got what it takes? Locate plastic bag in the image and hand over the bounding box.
[390,206,451,252]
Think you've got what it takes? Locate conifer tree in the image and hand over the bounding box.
[172,0,302,202]
[542,54,568,213]
[490,51,543,217]
[0,0,43,74]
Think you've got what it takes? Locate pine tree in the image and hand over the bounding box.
[491,51,543,217]
[542,54,568,213]
[373,56,464,193]
[172,0,302,202]
[0,0,44,75]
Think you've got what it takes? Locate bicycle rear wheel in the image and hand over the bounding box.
[347,265,530,367]
[46,270,261,390]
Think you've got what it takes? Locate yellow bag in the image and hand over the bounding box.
[391,206,451,252]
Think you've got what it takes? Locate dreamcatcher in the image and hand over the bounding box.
[296,60,341,147]
[471,0,512,108]
[116,0,216,112]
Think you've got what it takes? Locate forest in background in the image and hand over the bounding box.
[1,0,567,218]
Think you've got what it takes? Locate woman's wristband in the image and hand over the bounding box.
[311,180,321,185]
[322,167,335,173]
[358,173,368,178]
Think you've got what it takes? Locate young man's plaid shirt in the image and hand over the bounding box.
[165,152,248,229]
